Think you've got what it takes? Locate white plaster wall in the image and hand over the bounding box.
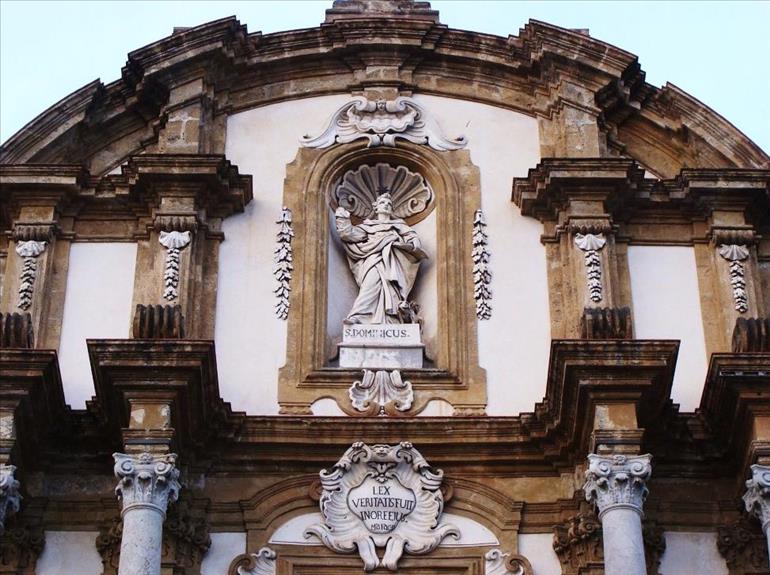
[658,532,728,574]
[201,532,247,575]
[628,246,709,411]
[36,531,103,575]
[58,243,136,408]
[220,95,351,414]
[518,533,562,575]
[413,95,548,416]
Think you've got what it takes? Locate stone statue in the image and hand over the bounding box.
[335,193,427,324]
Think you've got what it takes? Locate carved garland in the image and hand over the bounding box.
[159,231,192,301]
[301,96,467,151]
[348,369,414,414]
[472,210,492,319]
[15,240,46,311]
[273,207,294,320]
[574,233,606,303]
[719,244,750,313]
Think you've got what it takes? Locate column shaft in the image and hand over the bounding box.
[600,507,646,575]
[118,507,164,575]
[584,454,652,575]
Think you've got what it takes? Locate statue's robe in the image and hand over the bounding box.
[336,215,424,324]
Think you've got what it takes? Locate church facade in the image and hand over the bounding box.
[0,1,769,573]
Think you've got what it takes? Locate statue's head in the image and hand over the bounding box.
[372,193,393,216]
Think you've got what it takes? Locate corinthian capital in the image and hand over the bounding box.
[744,464,770,532]
[113,452,180,516]
[583,454,652,518]
[0,465,21,534]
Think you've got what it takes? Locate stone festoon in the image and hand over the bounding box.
[0,0,768,573]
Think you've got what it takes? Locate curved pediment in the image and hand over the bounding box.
[1,3,766,176]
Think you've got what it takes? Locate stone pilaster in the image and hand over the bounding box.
[743,464,770,560]
[512,159,643,338]
[114,452,180,575]
[0,464,21,536]
[584,454,652,575]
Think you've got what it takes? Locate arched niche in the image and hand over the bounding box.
[277,140,487,416]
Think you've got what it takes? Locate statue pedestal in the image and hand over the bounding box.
[338,324,424,369]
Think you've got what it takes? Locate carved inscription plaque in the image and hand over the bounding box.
[348,476,416,533]
[305,442,459,571]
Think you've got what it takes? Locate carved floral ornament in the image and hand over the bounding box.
[301,96,467,151]
[305,442,459,571]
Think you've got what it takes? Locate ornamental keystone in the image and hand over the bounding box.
[113,452,180,516]
[583,454,652,517]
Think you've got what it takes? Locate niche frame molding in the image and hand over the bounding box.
[277,141,486,415]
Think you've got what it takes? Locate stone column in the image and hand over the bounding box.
[113,452,180,575]
[583,453,652,575]
[743,464,770,559]
[0,464,21,536]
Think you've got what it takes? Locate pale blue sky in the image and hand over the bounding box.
[1,0,768,153]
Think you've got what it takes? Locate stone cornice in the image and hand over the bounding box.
[513,161,770,229]
[0,349,71,468]
[699,353,770,477]
[2,9,766,174]
[87,340,232,462]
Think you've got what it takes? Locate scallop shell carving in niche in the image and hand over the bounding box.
[332,163,434,224]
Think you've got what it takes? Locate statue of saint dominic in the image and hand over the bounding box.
[335,193,427,325]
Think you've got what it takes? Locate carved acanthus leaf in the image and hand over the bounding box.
[301,96,467,152]
[349,369,414,414]
[332,163,434,223]
[113,452,180,515]
[717,517,769,571]
[584,454,652,517]
[744,464,770,531]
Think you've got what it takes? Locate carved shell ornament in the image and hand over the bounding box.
[332,163,434,223]
[301,96,467,151]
